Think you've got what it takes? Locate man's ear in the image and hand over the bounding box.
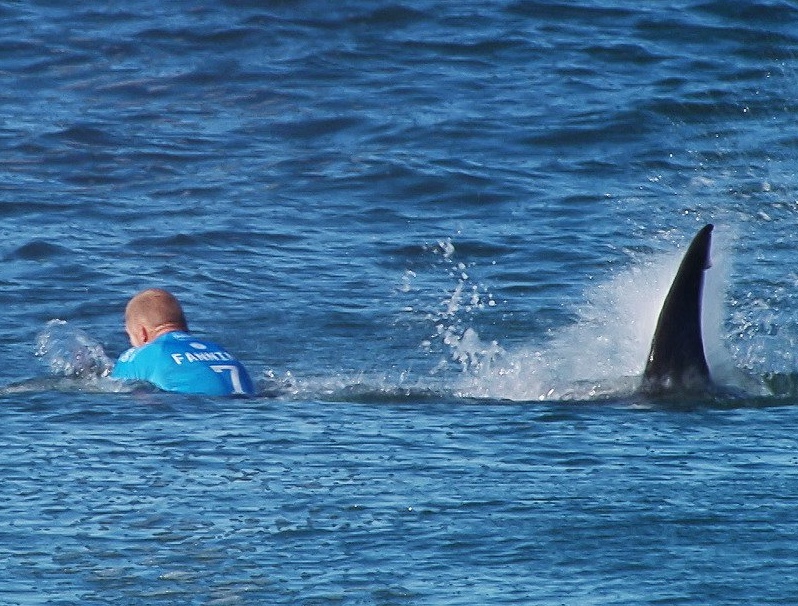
[138,324,151,345]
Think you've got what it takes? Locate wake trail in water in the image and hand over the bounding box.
[255,234,739,404]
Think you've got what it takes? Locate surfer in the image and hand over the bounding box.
[111,288,255,396]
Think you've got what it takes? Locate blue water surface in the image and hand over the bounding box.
[2,1,798,604]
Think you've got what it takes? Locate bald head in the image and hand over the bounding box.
[124,288,188,347]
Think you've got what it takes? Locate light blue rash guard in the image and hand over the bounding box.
[111,331,255,396]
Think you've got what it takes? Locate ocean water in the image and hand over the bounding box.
[2,1,798,604]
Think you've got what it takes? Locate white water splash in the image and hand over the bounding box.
[409,239,499,376]
[449,229,741,401]
[35,319,114,379]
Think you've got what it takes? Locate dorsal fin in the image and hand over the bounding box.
[641,224,714,394]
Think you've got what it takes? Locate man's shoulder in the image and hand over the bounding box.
[111,343,156,380]
[114,340,160,369]
[117,347,138,363]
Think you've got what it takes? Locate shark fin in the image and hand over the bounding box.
[641,224,714,394]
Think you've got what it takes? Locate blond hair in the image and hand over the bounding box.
[125,288,188,332]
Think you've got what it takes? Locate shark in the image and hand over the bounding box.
[639,223,715,395]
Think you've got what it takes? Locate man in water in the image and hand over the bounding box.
[111,288,255,396]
